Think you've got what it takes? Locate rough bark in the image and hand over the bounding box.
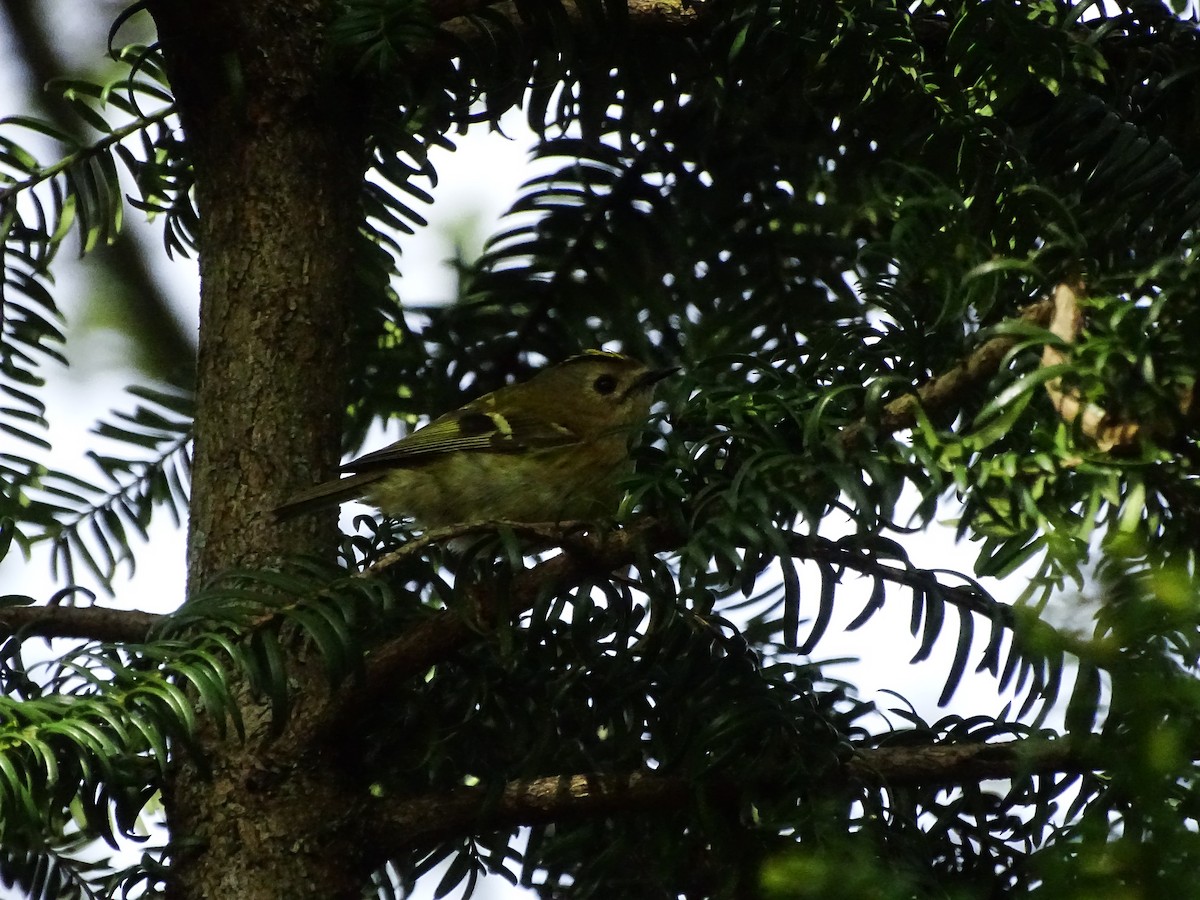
[152,0,358,580]
[149,2,367,897]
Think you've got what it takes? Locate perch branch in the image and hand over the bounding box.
[312,519,676,740]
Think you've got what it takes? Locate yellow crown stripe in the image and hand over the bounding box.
[562,350,634,365]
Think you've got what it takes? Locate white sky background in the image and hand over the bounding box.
[0,7,1091,898]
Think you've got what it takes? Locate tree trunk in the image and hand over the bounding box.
[149,2,368,895]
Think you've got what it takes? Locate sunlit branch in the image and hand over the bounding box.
[1041,281,1155,451]
[838,297,1056,454]
[366,737,1099,853]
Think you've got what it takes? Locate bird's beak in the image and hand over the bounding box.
[628,366,680,397]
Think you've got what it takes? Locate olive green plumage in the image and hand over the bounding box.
[275,351,674,525]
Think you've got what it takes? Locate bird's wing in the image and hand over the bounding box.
[341,408,581,473]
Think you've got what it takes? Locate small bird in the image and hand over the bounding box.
[274,351,676,526]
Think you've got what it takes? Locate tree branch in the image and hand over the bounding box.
[383,0,704,75]
[847,737,1095,786]
[1039,281,1173,452]
[838,297,1056,454]
[0,604,163,643]
[369,771,695,853]
[313,519,675,740]
[364,737,1097,856]
[431,0,699,43]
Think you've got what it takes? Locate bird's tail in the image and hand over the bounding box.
[273,471,383,520]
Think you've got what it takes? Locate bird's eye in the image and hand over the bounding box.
[593,374,619,395]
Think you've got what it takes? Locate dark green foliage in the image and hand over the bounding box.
[3,384,193,591]
[0,557,428,895]
[1,38,193,591]
[5,0,1200,897]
